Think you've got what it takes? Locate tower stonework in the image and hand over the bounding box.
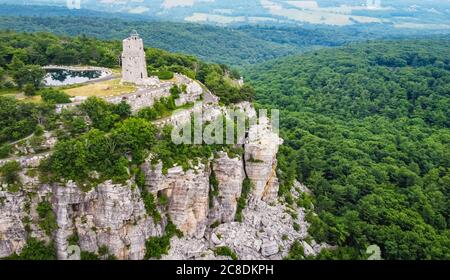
[121,31,149,84]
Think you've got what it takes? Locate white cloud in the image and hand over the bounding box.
[161,0,215,10]
[128,5,150,14]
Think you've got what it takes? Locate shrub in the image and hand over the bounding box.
[170,85,181,99]
[34,125,45,137]
[79,97,119,131]
[40,88,72,104]
[0,96,45,144]
[158,193,169,207]
[144,236,171,259]
[98,245,110,256]
[80,251,100,260]
[5,238,56,260]
[214,246,238,260]
[210,221,220,229]
[137,97,176,121]
[209,168,219,208]
[141,188,161,223]
[67,233,79,246]
[144,220,182,259]
[165,220,183,239]
[37,201,58,236]
[112,101,131,119]
[65,116,88,135]
[284,241,305,260]
[0,144,11,159]
[47,118,156,183]
[24,83,37,96]
[235,178,252,222]
[0,161,21,185]
[150,70,174,80]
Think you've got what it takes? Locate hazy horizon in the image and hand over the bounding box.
[0,0,448,28]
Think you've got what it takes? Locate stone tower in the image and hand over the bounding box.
[121,30,148,84]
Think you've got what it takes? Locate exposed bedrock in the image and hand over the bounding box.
[142,161,210,238]
[209,151,246,223]
[245,117,283,202]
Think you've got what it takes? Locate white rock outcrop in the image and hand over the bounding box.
[52,180,161,260]
[209,152,246,223]
[245,117,283,201]
[142,161,210,238]
[0,192,27,258]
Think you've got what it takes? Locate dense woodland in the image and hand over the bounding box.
[0,16,300,66]
[0,25,449,260]
[0,15,428,67]
[246,40,450,260]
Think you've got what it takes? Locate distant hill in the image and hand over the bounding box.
[1,4,449,67]
[0,10,304,66]
[1,0,449,28]
[245,40,450,259]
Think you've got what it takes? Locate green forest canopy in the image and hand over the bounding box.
[1,26,449,260]
[0,15,427,67]
[245,40,450,260]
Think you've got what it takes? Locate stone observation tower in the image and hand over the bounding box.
[121,30,151,84]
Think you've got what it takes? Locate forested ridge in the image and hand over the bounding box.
[246,40,450,260]
[0,16,301,66]
[0,14,431,67]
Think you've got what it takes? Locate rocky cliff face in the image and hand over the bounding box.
[53,180,162,260]
[142,161,210,239]
[0,191,27,258]
[245,117,283,202]
[209,152,246,223]
[0,179,163,260]
[163,190,317,260]
[0,101,326,260]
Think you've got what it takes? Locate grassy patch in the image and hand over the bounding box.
[36,201,58,236]
[144,220,183,259]
[214,246,238,260]
[235,178,253,222]
[63,79,136,98]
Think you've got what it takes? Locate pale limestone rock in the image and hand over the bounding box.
[0,101,319,261]
[209,194,309,260]
[52,180,161,260]
[302,241,315,256]
[162,236,208,260]
[163,236,234,260]
[93,181,137,230]
[261,240,278,256]
[245,117,283,201]
[233,101,257,119]
[164,193,310,260]
[210,233,223,245]
[0,153,51,169]
[0,192,26,258]
[142,161,210,238]
[174,73,204,107]
[154,102,203,128]
[209,152,245,223]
